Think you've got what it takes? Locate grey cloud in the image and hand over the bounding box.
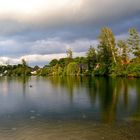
[109,14,140,35]
[0,37,95,57]
[0,39,28,57]
[0,0,140,36]
[1,13,140,45]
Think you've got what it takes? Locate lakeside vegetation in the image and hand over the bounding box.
[0,27,140,77]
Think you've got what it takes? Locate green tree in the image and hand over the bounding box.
[58,58,68,68]
[49,59,58,67]
[66,62,78,75]
[86,46,97,71]
[22,58,27,67]
[66,48,73,59]
[127,28,140,59]
[21,59,28,76]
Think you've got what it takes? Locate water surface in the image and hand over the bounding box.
[0,76,140,140]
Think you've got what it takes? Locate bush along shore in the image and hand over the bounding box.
[1,27,140,78]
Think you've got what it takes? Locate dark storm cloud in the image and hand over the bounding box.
[0,0,140,65]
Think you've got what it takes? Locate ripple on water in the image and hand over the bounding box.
[30,110,36,113]
[30,116,36,119]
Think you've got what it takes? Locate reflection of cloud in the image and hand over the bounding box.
[0,78,8,96]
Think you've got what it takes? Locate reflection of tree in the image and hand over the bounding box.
[0,77,9,95]
[48,76,140,123]
[135,79,140,115]
[86,76,98,105]
[97,78,121,123]
[13,76,29,98]
[66,76,74,103]
[21,76,29,98]
[0,76,29,98]
[123,78,128,109]
[100,78,115,122]
[48,76,75,103]
[53,76,98,104]
[98,78,140,123]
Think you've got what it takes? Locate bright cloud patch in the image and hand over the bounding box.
[0,52,86,66]
[0,37,93,66]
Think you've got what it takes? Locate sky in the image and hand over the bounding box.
[0,0,140,66]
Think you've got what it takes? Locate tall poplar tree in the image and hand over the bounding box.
[98,27,117,74]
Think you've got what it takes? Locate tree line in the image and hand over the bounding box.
[0,27,140,77]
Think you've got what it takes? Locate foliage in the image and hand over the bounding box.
[86,46,97,71]
[49,59,58,67]
[127,63,140,77]
[66,62,78,75]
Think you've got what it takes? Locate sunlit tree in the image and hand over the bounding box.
[66,48,73,59]
[117,40,129,64]
[98,27,117,74]
[66,62,78,75]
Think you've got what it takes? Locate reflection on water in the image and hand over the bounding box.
[0,76,140,140]
[47,76,140,123]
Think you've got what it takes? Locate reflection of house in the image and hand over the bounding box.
[121,59,130,65]
[94,63,101,70]
[4,70,7,74]
[31,65,40,75]
[0,70,8,76]
[31,71,37,75]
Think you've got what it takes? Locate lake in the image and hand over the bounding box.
[0,76,140,140]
